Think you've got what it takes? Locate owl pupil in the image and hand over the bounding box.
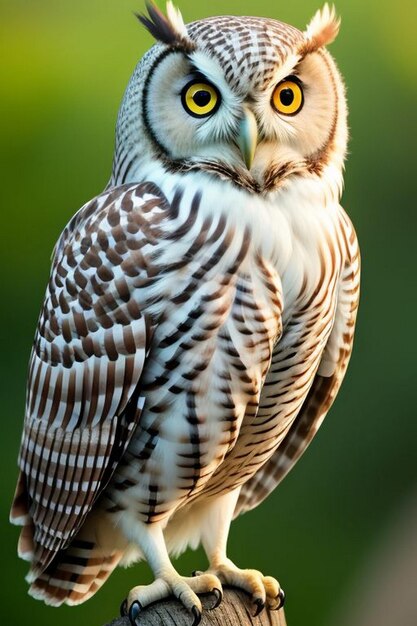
[193,90,211,107]
[280,89,294,106]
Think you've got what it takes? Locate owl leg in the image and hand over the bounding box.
[196,489,285,614]
[120,519,221,625]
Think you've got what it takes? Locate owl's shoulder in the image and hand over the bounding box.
[53,181,170,263]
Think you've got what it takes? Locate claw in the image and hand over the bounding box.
[192,570,202,577]
[128,600,142,625]
[253,597,265,617]
[271,588,286,611]
[209,588,223,610]
[120,598,128,617]
[191,605,202,626]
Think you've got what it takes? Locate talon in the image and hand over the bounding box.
[128,600,142,625]
[191,605,202,626]
[120,598,128,616]
[253,597,265,616]
[271,588,286,610]
[209,587,223,609]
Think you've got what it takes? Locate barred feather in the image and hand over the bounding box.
[11,183,164,576]
[235,210,360,515]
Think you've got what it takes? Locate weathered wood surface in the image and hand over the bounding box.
[105,587,287,625]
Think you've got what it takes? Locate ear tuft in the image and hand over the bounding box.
[303,4,340,51]
[165,1,188,37]
[136,1,194,49]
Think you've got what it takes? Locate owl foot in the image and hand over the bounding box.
[121,572,223,625]
[194,560,284,614]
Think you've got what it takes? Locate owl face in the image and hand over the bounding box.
[115,3,347,193]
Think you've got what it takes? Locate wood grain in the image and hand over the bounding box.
[105,587,287,626]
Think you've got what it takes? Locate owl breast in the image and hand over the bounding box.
[105,172,343,523]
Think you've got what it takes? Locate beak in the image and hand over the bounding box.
[236,107,258,170]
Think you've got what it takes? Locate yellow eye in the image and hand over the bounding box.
[181,80,220,118]
[271,79,304,115]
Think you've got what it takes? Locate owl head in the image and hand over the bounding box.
[113,2,347,196]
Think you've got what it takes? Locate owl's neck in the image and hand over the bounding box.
[109,146,343,205]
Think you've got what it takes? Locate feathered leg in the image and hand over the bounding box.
[196,488,285,615]
[119,517,222,625]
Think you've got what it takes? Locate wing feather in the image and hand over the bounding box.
[11,182,170,574]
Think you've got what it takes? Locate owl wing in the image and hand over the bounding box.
[10,182,170,573]
[235,210,360,517]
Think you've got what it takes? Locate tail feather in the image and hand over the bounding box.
[11,471,124,605]
[28,539,123,606]
[10,471,30,526]
[18,522,35,562]
[10,472,36,562]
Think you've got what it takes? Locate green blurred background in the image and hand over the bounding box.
[0,1,416,625]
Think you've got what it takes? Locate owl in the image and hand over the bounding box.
[10,2,360,625]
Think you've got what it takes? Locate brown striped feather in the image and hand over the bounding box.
[10,183,174,577]
[235,211,360,516]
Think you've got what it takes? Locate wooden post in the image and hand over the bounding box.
[105,588,287,626]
